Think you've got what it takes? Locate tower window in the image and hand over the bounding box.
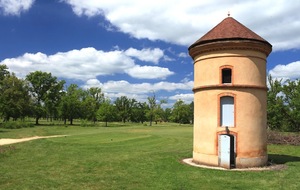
[222,69,232,84]
[220,96,234,127]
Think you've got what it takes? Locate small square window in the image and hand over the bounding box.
[222,69,232,83]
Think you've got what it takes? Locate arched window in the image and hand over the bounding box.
[222,68,232,84]
[220,96,234,127]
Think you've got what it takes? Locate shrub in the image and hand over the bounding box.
[80,119,96,127]
[0,121,34,129]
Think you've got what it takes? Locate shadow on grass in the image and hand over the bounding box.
[268,154,300,164]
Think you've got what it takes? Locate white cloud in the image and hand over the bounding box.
[1,47,173,80]
[62,0,300,51]
[178,52,188,58]
[152,81,193,92]
[163,55,175,62]
[0,0,35,15]
[83,79,193,94]
[125,48,164,64]
[126,65,174,79]
[85,78,102,87]
[269,61,300,80]
[82,79,193,103]
[169,93,194,103]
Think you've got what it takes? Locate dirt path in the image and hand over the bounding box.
[0,135,67,146]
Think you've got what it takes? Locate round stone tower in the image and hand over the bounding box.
[188,16,272,168]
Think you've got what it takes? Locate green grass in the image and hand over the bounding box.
[0,123,300,190]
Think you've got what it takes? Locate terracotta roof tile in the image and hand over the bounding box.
[189,17,271,49]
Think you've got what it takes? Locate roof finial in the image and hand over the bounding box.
[227,11,230,17]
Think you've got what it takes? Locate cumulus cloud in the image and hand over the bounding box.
[62,0,300,51]
[0,0,35,15]
[169,93,194,103]
[82,79,193,103]
[124,48,164,64]
[269,61,300,80]
[83,79,193,94]
[1,47,172,80]
[126,65,174,79]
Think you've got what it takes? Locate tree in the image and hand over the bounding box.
[44,79,65,121]
[170,99,192,124]
[162,108,172,122]
[0,64,10,120]
[26,71,64,125]
[146,93,167,126]
[281,79,300,131]
[146,94,156,126]
[81,87,104,123]
[59,84,83,125]
[96,99,117,127]
[0,64,9,81]
[267,75,286,130]
[130,101,148,123]
[0,73,31,121]
[115,96,136,123]
[267,75,300,132]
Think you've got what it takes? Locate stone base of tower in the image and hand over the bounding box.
[235,155,268,168]
[193,152,268,169]
[193,152,219,167]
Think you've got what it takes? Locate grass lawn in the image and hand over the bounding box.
[0,122,299,190]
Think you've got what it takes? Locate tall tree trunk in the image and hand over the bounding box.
[35,117,39,125]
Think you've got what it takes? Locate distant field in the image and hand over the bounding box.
[0,122,299,190]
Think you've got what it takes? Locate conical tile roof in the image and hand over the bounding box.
[189,17,271,50]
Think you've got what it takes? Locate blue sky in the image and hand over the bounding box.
[0,0,300,107]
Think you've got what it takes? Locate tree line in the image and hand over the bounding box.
[0,65,193,126]
[1,64,299,131]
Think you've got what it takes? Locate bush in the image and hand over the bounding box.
[80,119,96,127]
[0,121,34,129]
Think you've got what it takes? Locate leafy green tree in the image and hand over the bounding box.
[82,87,104,123]
[130,101,148,123]
[146,93,167,126]
[0,64,10,119]
[96,99,117,127]
[162,108,172,122]
[115,96,136,123]
[146,94,156,126]
[0,74,31,121]
[44,80,65,122]
[0,64,9,81]
[26,71,64,125]
[267,75,286,130]
[170,99,192,124]
[281,79,300,131]
[59,84,83,125]
[154,104,165,124]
